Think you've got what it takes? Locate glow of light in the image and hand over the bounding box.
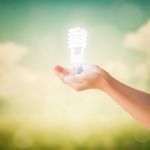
[68,27,88,74]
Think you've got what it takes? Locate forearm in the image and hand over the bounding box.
[54,65,150,129]
[101,73,150,129]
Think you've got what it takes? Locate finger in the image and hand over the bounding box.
[54,65,72,82]
[54,65,70,74]
[54,65,64,73]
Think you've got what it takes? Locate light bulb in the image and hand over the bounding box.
[68,27,88,74]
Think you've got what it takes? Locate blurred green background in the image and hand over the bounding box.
[0,0,150,149]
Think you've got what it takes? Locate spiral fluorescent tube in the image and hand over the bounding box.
[68,27,88,74]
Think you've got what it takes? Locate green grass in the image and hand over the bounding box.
[0,120,150,150]
[0,122,150,150]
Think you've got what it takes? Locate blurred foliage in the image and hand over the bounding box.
[0,120,150,150]
[0,97,8,114]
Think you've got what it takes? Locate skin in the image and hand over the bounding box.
[54,65,150,130]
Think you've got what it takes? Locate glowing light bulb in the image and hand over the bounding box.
[68,27,88,74]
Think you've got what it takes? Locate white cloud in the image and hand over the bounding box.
[124,21,150,52]
[0,42,58,113]
[0,42,27,67]
[123,22,150,90]
[104,61,130,81]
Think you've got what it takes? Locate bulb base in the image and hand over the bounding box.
[73,64,83,74]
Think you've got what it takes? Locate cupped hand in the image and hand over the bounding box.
[54,65,110,91]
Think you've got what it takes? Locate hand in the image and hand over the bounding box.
[54,65,110,91]
[55,64,150,129]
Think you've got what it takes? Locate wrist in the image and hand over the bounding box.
[96,69,114,92]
